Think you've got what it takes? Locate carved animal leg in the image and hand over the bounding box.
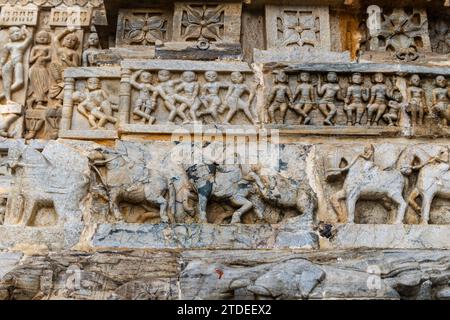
[156,195,169,223]
[390,192,407,224]
[408,188,421,213]
[19,198,38,226]
[345,193,357,224]
[108,191,122,221]
[331,190,346,222]
[230,195,253,224]
[197,193,208,223]
[296,191,316,224]
[420,193,434,225]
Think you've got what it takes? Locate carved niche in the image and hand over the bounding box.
[59,67,121,140]
[173,2,241,46]
[365,6,431,61]
[265,5,331,51]
[116,8,171,47]
[253,5,350,64]
[0,4,37,138]
[154,2,242,59]
[429,17,450,54]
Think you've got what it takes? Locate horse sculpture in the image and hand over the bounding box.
[398,145,450,224]
[328,145,407,224]
[89,148,176,223]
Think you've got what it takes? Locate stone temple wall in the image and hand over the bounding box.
[0,0,450,300]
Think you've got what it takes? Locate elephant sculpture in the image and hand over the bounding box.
[3,144,90,226]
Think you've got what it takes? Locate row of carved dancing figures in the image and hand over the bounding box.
[0,23,101,138]
[128,69,257,126]
[72,70,258,129]
[266,71,450,127]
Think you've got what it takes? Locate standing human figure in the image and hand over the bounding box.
[367,73,389,126]
[0,25,33,104]
[406,74,427,125]
[223,72,257,125]
[265,71,293,124]
[292,72,315,125]
[344,73,369,126]
[317,72,343,126]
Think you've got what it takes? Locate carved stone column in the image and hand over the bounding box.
[119,68,132,125]
[60,77,75,131]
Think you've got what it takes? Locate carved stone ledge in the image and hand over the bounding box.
[156,42,242,60]
[59,129,118,140]
[121,59,252,73]
[91,222,319,250]
[0,224,83,251]
[280,63,450,75]
[264,124,403,137]
[328,224,450,250]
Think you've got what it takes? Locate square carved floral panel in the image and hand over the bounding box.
[116,8,172,47]
[265,5,330,51]
[172,2,242,46]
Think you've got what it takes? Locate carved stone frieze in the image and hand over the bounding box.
[0,0,450,301]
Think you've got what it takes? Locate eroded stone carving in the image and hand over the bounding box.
[88,148,175,223]
[429,18,450,54]
[265,5,330,51]
[4,142,90,226]
[344,73,369,126]
[121,62,257,126]
[116,9,170,47]
[223,71,257,125]
[265,71,293,124]
[327,145,407,224]
[49,28,81,105]
[82,32,101,67]
[317,72,343,126]
[167,1,241,56]
[1,0,450,302]
[430,75,450,126]
[0,25,33,104]
[74,77,118,129]
[365,6,430,61]
[406,74,427,126]
[197,70,228,122]
[367,72,390,126]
